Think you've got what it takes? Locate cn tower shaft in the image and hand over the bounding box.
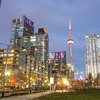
[69,43,73,64]
[67,19,74,65]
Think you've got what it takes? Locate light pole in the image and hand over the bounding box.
[0,43,9,97]
[44,80,47,92]
[62,78,69,92]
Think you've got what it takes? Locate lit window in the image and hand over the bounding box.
[35,48,37,51]
[23,49,26,51]
[0,54,3,57]
[10,57,13,60]
[11,50,14,52]
[4,54,7,56]
[31,36,36,38]
[24,40,27,42]
[8,54,14,56]
[31,38,36,42]
[3,61,13,64]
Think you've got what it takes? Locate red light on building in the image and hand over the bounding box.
[13,77,16,87]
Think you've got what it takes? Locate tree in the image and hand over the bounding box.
[88,73,92,89]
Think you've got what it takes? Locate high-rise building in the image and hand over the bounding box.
[15,28,49,88]
[67,64,74,82]
[48,51,67,84]
[85,34,100,80]
[1,15,49,89]
[10,16,34,48]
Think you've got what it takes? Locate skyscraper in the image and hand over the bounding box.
[85,34,100,80]
[16,28,49,88]
[10,16,34,48]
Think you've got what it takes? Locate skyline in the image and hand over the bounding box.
[0,0,100,79]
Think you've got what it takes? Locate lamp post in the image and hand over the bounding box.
[0,43,9,97]
[44,80,47,92]
[29,77,32,93]
[62,78,69,92]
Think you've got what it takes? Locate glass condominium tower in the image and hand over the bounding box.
[85,34,100,80]
[10,16,34,48]
[16,28,49,87]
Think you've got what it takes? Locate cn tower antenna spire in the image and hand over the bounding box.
[69,18,71,29]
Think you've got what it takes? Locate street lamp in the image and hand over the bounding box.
[67,82,69,86]
[44,80,47,92]
[0,43,9,97]
[58,82,60,85]
[29,77,32,93]
[30,77,32,80]
[5,72,10,76]
[62,78,69,92]
[63,79,67,84]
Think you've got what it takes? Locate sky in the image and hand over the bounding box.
[0,0,100,79]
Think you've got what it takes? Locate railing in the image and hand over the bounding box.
[0,89,44,97]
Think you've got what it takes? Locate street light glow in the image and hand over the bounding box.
[67,82,69,86]
[58,82,60,84]
[63,78,69,86]
[63,79,67,84]
[5,72,10,76]
[45,80,47,83]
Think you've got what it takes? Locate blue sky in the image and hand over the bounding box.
[0,0,100,79]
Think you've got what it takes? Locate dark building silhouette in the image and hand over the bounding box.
[0,0,2,6]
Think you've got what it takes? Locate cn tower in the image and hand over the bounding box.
[67,18,74,65]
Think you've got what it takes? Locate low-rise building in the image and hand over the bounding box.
[0,48,46,89]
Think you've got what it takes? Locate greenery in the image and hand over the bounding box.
[40,90,100,100]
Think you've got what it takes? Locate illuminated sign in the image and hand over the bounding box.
[43,28,47,34]
[49,53,55,59]
[49,51,66,59]
[23,16,35,28]
[13,77,16,87]
[50,77,54,84]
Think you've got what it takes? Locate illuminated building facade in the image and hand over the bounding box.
[16,28,49,88]
[67,64,74,82]
[0,49,35,89]
[48,51,67,83]
[10,16,34,48]
[85,34,100,80]
[1,15,49,89]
